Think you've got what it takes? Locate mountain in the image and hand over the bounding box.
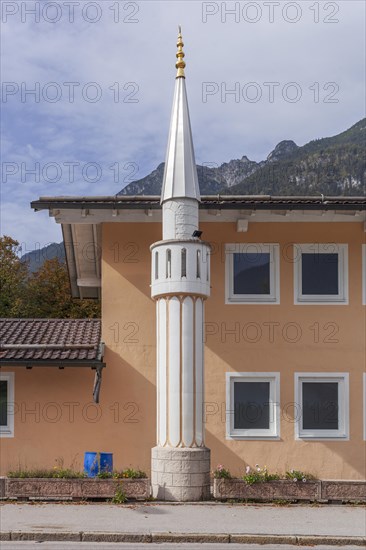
[266,140,298,162]
[118,118,366,196]
[21,242,65,273]
[118,156,261,195]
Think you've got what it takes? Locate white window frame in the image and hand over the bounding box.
[295,372,349,440]
[294,244,348,305]
[226,372,280,440]
[225,243,280,304]
[362,244,366,305]
[0,373,15,438]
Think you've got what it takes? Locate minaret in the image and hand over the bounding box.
[150,28,211,502]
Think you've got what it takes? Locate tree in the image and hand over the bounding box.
[23,258,100,319]
[0,236,28,317]
[0,236,100,319]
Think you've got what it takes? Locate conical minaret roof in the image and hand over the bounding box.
[161,28,200,204]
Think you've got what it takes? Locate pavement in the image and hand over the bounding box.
[0,502,365,546]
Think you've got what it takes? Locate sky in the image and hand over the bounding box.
[1,0,365,250]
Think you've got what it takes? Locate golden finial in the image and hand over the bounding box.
[176,26,186,78]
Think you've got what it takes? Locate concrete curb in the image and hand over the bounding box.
[1,531,365,545]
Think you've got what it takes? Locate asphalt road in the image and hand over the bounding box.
[0,544,364,550]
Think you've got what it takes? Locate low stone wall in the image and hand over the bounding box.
[3,476,365,503]
[213,478,366,503]
[321,480,366,502]
[214,478,319,501]
[5,478,150,501]
[0,477,5,498]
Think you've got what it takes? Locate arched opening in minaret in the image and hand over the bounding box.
[181,248,187,277]
[155,251,159,279]
[196,250,201,279]
[166,249,172,278]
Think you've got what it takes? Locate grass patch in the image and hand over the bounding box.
[243,465,280,485]
[8,469,85,479]
[97,469,147,479]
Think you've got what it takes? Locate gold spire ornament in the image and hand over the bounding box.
[176,26,186,78]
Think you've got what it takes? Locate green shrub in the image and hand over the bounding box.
[96,468,147,479]
[112,485,127,504]
[243,465,280,485]
[213,464,231,479]
[285,469,315,482]
[7,468,85,479]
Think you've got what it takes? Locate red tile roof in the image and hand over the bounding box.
[0,319,102,363]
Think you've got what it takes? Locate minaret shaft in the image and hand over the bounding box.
[151,28,210,502]
[162,200,198,240]
[156,296,204,448]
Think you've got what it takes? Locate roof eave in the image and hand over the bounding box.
[31,195,366,212]
[0,360,106,368]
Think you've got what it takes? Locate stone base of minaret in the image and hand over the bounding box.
[151,447,211,501]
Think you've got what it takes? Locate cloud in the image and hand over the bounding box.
[1,0,365,244]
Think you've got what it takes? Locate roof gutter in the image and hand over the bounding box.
[1,344,97,350]
[0,360,105,368]
[31,195,366,211]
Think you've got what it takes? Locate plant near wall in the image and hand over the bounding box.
[285,469,315,483]
[112,485,128,504]
[96,471,113,479]
[213,464,231,479]
[96,469,147,479]
[7,469,85,479]
[116,468,147,479]
[242,465,280,485]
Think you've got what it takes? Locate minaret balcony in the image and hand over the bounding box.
[151,240,210,298]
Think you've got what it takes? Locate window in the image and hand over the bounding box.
[196,250,201,279]
[295,373,349,439]
[166,249,171,278]
[0,373,14,438]
[294,244,348,304]
[155,251,159,280]
[225,244,280,304]
[362,245,366,305]
[226,372,280,439]
[181,248,187,278]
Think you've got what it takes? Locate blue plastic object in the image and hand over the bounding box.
[84,452,113,477]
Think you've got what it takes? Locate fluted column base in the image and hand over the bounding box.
[151,446,211,501]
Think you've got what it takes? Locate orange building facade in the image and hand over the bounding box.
[1,210,365,481]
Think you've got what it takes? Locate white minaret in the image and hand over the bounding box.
[151,28,211,501]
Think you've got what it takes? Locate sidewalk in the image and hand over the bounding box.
[0,502,365,545]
